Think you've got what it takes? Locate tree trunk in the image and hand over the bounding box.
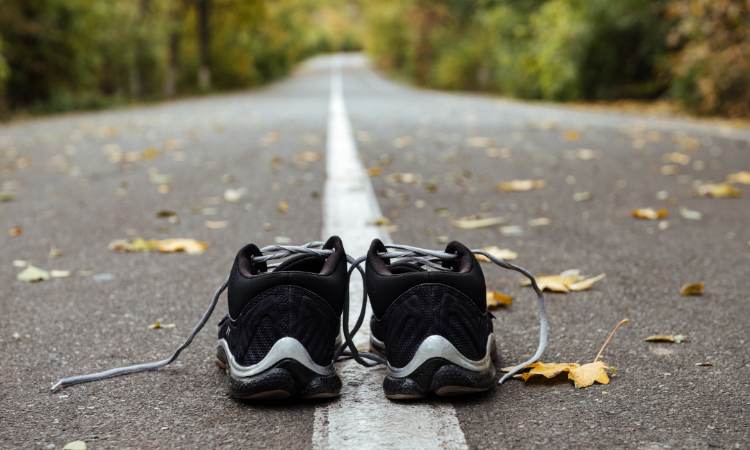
[197,0,211,90]
[163,1,185,97]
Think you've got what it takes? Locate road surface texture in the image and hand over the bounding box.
[2,54,749,449]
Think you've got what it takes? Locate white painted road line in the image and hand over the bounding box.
[313,55,468,450]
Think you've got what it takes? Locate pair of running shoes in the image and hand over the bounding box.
[52,236,548,401]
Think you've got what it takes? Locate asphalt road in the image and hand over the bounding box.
[2,54,749,449]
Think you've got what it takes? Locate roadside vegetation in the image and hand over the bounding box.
[0,0,360,116]
[363,0,750,117]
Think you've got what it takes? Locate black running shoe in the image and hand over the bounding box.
[365,239,497,399]
[215,237,347,400]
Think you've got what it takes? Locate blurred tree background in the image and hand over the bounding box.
[363,0,750,117]
[0,0,361,115]
[0,0,747,117]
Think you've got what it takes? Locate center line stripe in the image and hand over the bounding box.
[313,55,468,450]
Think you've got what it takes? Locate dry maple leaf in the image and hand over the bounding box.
[568,361,610,388]
[631,208,669,220]
[726,171,750,185]
[452,216,505,230]
[518,362,578,381]
[520,270,605,293]
[486,291,513,309]
[475,245,518,261]
[696,183,742,198]
[680,282,704,296]
[511,319,628,389]
[497,179,545,192]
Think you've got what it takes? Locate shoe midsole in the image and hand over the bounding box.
[217,337,335,379]
[383,334,496,379]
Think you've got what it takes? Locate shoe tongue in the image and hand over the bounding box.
[273,253,325,273]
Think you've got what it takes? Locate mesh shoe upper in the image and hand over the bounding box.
[219,236,347,366]
[365,239,494,367]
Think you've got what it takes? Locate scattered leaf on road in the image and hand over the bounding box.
[17,265,50,282]
[205,220,228,229]
[224,188,246,203]
[519,362,578,381]
[497,179,545,192]
[486,291,513,309]
[8,225,23,237]
[662,152,690,165]
[521,270,605,293]
[563,130,581,141]
[50,270,71,278]
[573,191,592,202]
[569,361,611,388]
[645,334,687,343]
[631,208,669,220]
[696,182,742,198]
[294,151,322,163]
[367,166,383,177]
[512,319,628,389]
[680,282,704,296]
[453,216,504,229]
[62,441,87,450]
[476,246,518,261]
[726,171,750,185]
[679,207,702,220]
[109,238,208,255]
[0,192,15,202]
[528,217,551,227]
[500,225,523,236]
[149,321,176,330]
[277,200,289,214]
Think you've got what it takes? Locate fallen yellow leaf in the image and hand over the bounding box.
[17,264,50,282]
[294,151,322,163]
[509,319,627,389]
[109,238,208,255]
[475,245,518,262]
[645,334,686,343]
[518,362,578,381]
[521,270,605,293]
[452,216,505,230]
[155,239,208,255]
[62,441,87,450]
[497,179,545,192]
[568,361,610,388]
[696,183,742,198]
[486,291,513,309]
[727,171,750,185]
[631,208,669,220]
[680,282,704,296]
[568,273,607,292]
[367,166,383,177]
[662,152,690,165]
[149,321,176,330]
[563,130,581,141]
[277,200,289,214]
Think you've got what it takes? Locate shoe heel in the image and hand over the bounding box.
[217,339,341,400]
[383,335,496,400]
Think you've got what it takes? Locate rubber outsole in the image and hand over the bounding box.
[216,346,342,401]
[382,357,496,400]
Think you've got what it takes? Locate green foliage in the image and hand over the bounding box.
[667,0,750,117]
[0,0,361,115]
[363,0,748,116]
